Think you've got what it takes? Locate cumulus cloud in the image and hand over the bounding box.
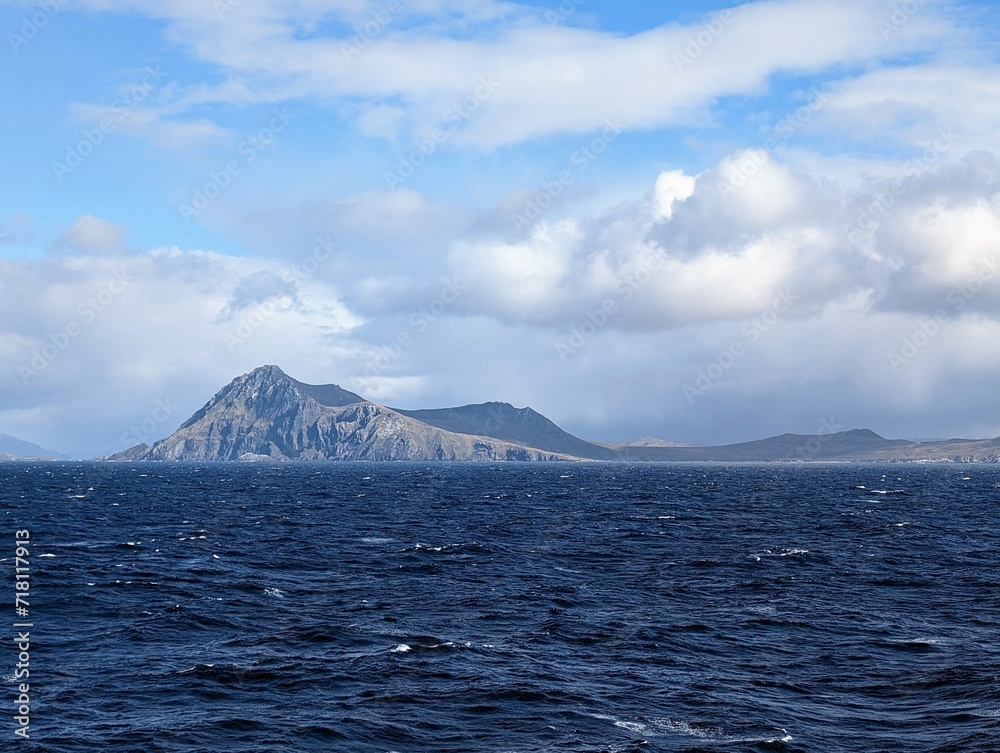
[445,153,855,330]
[652,170,696,221]
[214,270,299,323]
[0,225,362,455]
[437,145,1000,333]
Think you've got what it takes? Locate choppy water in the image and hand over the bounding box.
[3,462,999,752]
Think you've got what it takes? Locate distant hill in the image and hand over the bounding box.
[617,429,1000,463]
[863,436,1000,463]
[394,403,619,461]
[0,434,69,460]
[617,429,916,462]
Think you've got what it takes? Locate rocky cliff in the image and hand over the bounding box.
[110,366,577,462]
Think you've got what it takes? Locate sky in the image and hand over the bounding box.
[2,0,1000,456]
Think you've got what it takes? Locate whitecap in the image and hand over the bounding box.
[653,719,720,739]
[614,720,647,733]
[390,644,412,653]
[263,587,284,598]
[589,713,649,735]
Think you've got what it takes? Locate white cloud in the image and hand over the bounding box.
[445,156,863,330]
[56,0,952,149]
[50,214,128,256]
[652,170,696,221]
[816,63,1000,152]
[0,224,363,455]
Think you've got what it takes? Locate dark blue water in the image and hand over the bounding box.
[3,462,999,752]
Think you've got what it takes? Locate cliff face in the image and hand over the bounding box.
[111,366,573,462]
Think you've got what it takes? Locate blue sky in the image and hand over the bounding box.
[2,0,1000,455]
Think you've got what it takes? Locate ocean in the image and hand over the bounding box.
[3,461,999,752]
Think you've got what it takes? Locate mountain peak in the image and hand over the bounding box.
[112,366,574,462]
[227,366,366,408]
[245,364,290,382]
[393,401,618,460]
[845,428,883,439]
